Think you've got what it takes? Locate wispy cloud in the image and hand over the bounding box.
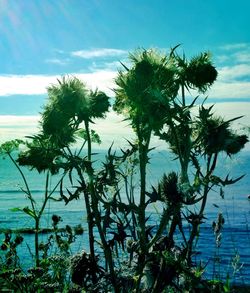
[89,60,124,72]
[233,51,250,63]
[45,58,70,65]
[219,43,249,51]
[217,43,250,64]
[71,48,127,59]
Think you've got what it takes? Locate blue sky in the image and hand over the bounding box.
[0,0,250,146]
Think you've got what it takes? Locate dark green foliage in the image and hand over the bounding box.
[42,105,76,147]
[17,135,63,174]
[173,50,218,94]
[160,172,183,204]
[42,76,110,147]
[47,76,89,119]
[70,251,104,289]
[0,232,23,268]
[185,52,218,93]
[89,89,110,119]
[114,49,178,132]
[0,217,85,292]
[196,106,249,155]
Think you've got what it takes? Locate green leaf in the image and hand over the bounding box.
[23,206,36,218]
[50,197,62,202]
[75,129,88,140]
[10,207,23,212]
[10,207,36,218]
[90,130,101,144]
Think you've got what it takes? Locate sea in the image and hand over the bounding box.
[0,149,249,286]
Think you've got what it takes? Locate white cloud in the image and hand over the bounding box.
[0,71,117,96]
[210,102,250,125]
[0,115,39,126]
[0,115,39,143]
[0,112,134,149]
[77,71,117,96]
[71,48,127,59]
[1,104,249,151]
[218,64,250,81]
[205,64,250,99]
[208,81,250,99]
[91,111,135,149]
[0,67,249,100]
[0,75,55,96]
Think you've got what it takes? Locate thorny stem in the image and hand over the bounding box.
[76,167,96,270]
[84,120,118,292]
[135,125,151,292]
[148,207,172,250]
[186,153,218,263]
[123,176,137,240]
[181,82,185,106]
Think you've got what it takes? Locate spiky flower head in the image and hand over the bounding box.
[159,172,183,205]
[41,76,109,147]
[185,52,218,93]
[195,106,248,155]
[114,49,179,133]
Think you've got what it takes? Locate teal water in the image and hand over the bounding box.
[0,150,249,284]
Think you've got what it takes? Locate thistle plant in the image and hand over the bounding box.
[114,46,248,291]
[0,47,248,292]
[114,49,183,289]
[155,48,248,266]
[30,76,119,288]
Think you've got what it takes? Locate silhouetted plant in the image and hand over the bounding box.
[0,47,248,292]
[113,46,248,291]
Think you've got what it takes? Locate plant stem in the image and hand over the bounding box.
[35,171,50,267]
[186,153,218,263]
[77,167,95,265]
[135,127,151,292]
[7,153,35,213]
[34,218,40,267]
[84,120,118,292]
[181,83,185,106]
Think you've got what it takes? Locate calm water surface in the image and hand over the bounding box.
[0,150,249,284]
